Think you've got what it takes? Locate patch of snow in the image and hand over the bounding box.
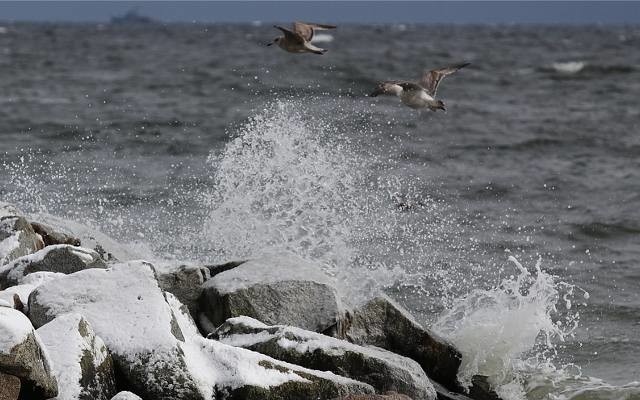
[19,271,65,286]
[32,261,178,355]
[0,306,34,353]
[0,283,37,311]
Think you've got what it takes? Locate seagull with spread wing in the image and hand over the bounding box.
[267,22,337,55]
[370,62,470,111]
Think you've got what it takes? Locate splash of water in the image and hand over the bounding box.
[201,100,420,300]
[434,256,584,400]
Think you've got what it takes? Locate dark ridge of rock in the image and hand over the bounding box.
[156,263,210,317]
[339,295,463,393]
[469,376,501,400]
[204,260,246,278]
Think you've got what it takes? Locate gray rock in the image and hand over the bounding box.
[0,216,44,267]
[0,371,21,400]
[27,213,142,262]
[200,254,342,333]
[0,245,106,289]
[37,313,117,400]
[27,261,207,400]
[212,316,437,400]
[30,222,81,247]
[110,392,142,400]
[339,295,463,392]
[0,307,57,398]
[156,262,210,317]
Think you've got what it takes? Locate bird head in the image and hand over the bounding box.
[266,37,280,46]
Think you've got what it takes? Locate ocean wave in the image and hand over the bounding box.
[573,222,640,239]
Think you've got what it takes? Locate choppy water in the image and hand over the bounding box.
[1,22,639,399]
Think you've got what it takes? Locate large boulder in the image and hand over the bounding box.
[212,316,437,400]
[27,261,206,400]
[166,293,375,400]
[200,254,342,333]
[0,216,43,266]
[340,295,463,392]
[37,313,117,400]
[0,307,57,398]
[0,245,106,289]
[155,262,211,318]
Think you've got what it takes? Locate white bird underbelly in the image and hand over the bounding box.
[400,90,435,109]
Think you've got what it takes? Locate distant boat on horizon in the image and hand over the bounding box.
[110,9,156,25]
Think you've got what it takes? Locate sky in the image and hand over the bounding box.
[0,1,639,24]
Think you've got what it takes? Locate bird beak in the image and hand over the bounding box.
[369,89,381,97]
[266,42,273,46]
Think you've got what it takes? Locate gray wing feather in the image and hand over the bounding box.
[293,22,337,41]
[419,62,470,96]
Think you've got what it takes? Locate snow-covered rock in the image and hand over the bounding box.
[0,245,105,289]
[167,293,375,400]
[0,216,43,267]
[340,295,462,392]
[200,254,343,333]
[212,316,436,400]
[110,392,142,400]
[155,261,210,317]
[27,261,206,400]
[0,307,57,398]
[37,313,117,400]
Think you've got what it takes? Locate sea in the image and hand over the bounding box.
[0,22,639,400]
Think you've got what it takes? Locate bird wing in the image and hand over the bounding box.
[419,62,470,96]
[273,25,305,44]
[370,81,405,97]
[293,22,337,41]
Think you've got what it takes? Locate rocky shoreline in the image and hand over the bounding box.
[0,201,500,400]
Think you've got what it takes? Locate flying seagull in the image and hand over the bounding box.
[267,22,337,55]
[370,62,470,111]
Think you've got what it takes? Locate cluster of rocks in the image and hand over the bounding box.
[0,201,500,400]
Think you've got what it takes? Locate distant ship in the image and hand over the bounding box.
[110,9,156,25]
